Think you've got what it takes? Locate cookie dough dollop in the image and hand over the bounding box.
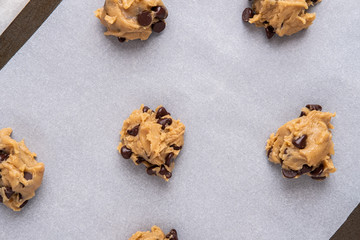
[118,105,185,181]
[129,226,178,240]
[266,105,336,180]
[95,0,168,42]
[243,0,322,38]
[0,128,45,211]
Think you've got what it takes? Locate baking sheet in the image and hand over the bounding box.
[0,0,360,239]
[0,0,29,34]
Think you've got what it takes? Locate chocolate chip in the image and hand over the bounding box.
[151,6,168,19]
[20,200,28,208]
[137,11,152,26]
[0,195,2,203]
[5,187,14,199]
[146,165,157,175]
[284,148,288,154]
[242,8,254,22]
[298,165,312,175]
[152,21,166,33]
[265,26,275,39]
[0,150,9,163]
[311,176,326,180]
[143,106,150,113]
[292,135,307,149]
[165,153,174,167]
[157,118,172,130]
[127,125,140,136]
[120,146,132,159]
[24,172,33,180]
[136,157,145,164]
[306,104,322,111]
[310,164,324,176]
[19,193,22,200]
[159,165,167,175]
[282,168,298,178]
[170,144,182,150]
[159,165,172,178]
[267,147,273,158]
[299,111,306,117]
[118,37,126,43]
[166,229,178,240]
[156,107,170,119]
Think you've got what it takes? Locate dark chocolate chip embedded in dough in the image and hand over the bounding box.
[310,164,324,176]
[146,166,157,175]
[0,150,9,163]
[143,106,150,113]
[5,187,14,199]
[152,21,166,33]
[120,146,132,159]
[306,104,322,111]
[156,107,170,119]
[159,165,172,178]
[118,37,126,43]
[166,229,178,240]
[265,26,275,39]
[165,153,174,167]
[312,176,326,180]
[299,111,306,117]
[0,194,2,203]
[242,8,254,22]
[267,147,273,158]
[171,144,182,150]
[165,171,172,179]
[151,6,168,19]
[299,165,312,175]
[127,125,140,136]
[157,118,172,130]
[137,11,152,26]
[136,157,145,164]
[282,168,298,178]
[292,135,307,149]
[20,200,28,208]
[24,172,33,180]
[19,193,23,200]
[159,165,168,175]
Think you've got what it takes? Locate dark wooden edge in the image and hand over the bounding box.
[0,0,62,70]
[331,203,360,240]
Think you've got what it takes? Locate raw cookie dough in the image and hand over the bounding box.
[266,105,336,180]
[118,105,185,181]
[95,0,168,42]
[242,0,322,38]
[129,226,178,240]
[0,128,45,211]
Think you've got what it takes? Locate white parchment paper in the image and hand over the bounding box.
[0,0,29,34]
[0,0,359,239]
